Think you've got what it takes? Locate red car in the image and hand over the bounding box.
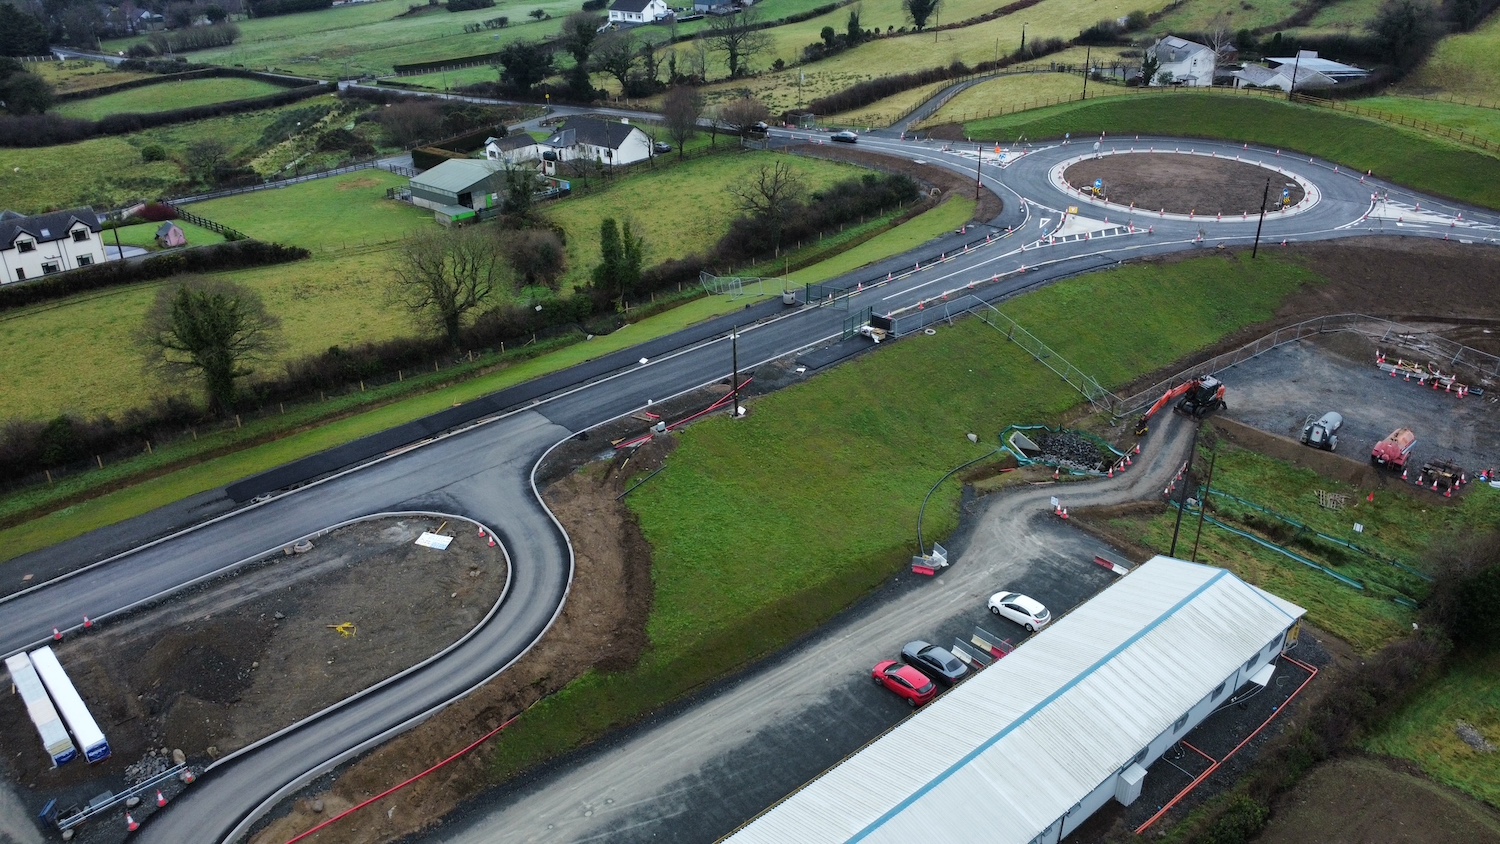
[872,660,937,707]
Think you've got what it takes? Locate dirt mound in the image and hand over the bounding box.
[1062,153,1306,215]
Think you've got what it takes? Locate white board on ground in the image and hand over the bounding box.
[415,532,453,550]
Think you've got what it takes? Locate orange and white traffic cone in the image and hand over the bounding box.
[1401,468,1408,481]
[126,812,140,832]
[1053,468,1060,481]
[1107,466,1114,479]
[52,628,62,642]
[180,770,196,784]
[1059,507,1069,520]
[83,616,93,630]
[156,790,168,808]
[487,536,496,547]
[1444,486,1452,498]
[478,527,486,537]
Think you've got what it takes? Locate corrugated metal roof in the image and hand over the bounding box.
[724,557,1305,844]
[410,158,505,194]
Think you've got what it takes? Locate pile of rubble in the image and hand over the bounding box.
[124,749,181,785]
[1031,430,1115,473]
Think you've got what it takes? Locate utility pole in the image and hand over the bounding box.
[1250,177,1270,258]
[975,144,983,202]
[730,326,741,417]
[1287,51,1301,102]
[1168,421,1201,558]
[1189,443,1218,562]
[1081,45,1091,100]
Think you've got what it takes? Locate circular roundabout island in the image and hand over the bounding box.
[1062,152,1308,216]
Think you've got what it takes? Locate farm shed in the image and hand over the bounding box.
[723,556,1306,844]
[407,159,508,223]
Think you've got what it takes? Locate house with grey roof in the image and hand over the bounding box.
[485,134,543,165]
[1148,35,1216,87]
[541,117,654,170]
[0,208,106,284]
[1231,62,1334,93]
[608,0,670,25]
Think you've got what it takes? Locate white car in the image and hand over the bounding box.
[988,591,1051,632]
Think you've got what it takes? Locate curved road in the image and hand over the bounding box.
[3,128,1497,843]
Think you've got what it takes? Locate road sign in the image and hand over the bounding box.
[1094,178,1103,190]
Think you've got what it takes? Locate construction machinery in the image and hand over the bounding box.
[1300,412,1343,451]
[1417,458,1464,493]
[1133,375,1227,435]
[1371,427,1416,470]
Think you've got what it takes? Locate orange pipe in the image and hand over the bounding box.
[1135,655,1319,835]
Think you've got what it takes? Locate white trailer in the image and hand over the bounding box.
[29,646,110,764]
[5,652,78,767]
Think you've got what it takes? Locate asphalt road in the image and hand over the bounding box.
[5,125,1499,843]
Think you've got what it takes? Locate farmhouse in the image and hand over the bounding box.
[541,117,654,170]
[607,0,670,25]
[0,208,106,284]
[725,556,1307,844]
[485,134,543,164]
[1147,36,1216,87]
[407,158,508,225]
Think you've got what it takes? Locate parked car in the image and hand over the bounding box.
[900,641,969,687]
[653,141,672,154]
[830,130,858,143]
[872,660,937,707]
[987,591,1051,632]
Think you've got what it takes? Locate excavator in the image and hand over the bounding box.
[1133,375,1227,436]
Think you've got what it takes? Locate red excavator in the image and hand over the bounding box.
[1133,375,1227,436]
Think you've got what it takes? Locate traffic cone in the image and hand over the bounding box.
[887,272,892,281]
[180,770,196,784]
[1125,454,1132,466]
[488,536,496,547]
[1134,444,1141,455]
[52,628,62,641]
[83,616,93,630]
[1391,368,1397,377]
[1053,468,1060,480]
[1433,479,1440,491]
[1367,492,1375,502]
[1401,468,1408,481]
[156,790,168,808]
[126,812,140,832]
[1445,486,1452,498]
[1107,466,1114,479]
[478,527,485,537]
[1059,507,1069,519]
[918,301,925,310]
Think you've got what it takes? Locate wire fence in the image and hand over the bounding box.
[1291,93,1499,153]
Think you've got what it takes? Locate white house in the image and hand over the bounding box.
[1149,35,1216,87]
[485,134,543,164]
[726,556,1307,844]
[541,117,654,171]
[0,208,107,284]
[607,0,670,25]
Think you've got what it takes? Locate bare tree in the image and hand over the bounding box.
[686,35,710,82]
[728,161,804,255]
[704,8,771,78]
[140,278,281,416]
[1205,17,1235,81]
[662,85,704,158]
[717,92,770,134]
[390,226,513,346]
[592,30,638,92]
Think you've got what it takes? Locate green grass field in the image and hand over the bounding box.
[1366,650,1500,809]
[1152,0,1302,33]
[1334,96,1500,148]
[105,220,225,250]
[53,78,289,121]
[543,152,860,292]
[30,60,157,95]
[192,169,428,251]
[1402,11,1500,100]
[106,0,577,80]
[0,94,355,214]
[957,93,1500,209]
[917,71,1129,129]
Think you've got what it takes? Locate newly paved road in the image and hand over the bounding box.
[5,126,1498,843]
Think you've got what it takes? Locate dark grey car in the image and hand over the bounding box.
[900,640,969,687]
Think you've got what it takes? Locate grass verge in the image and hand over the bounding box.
[957,93,1500,209]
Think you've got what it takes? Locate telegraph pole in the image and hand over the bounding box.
[1189,444,1218,562]
[1250,178,1270,258]
[730,327,741,417]
[1168,421,1201,558]
[1082,45,1091,99]
[975,144,983,202]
